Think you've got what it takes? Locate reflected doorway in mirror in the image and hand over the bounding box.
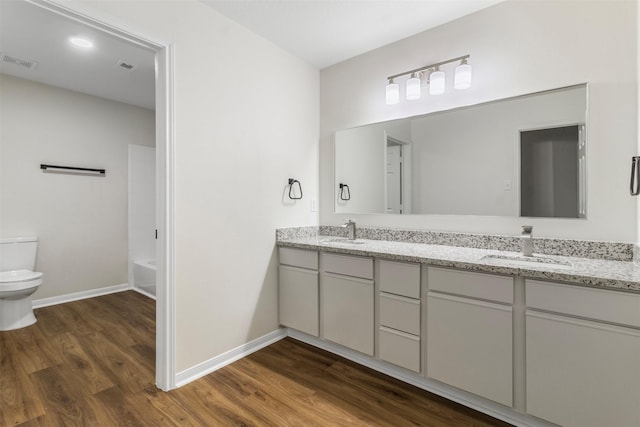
[520,124,586,218]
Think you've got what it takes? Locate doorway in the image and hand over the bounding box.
[385,135,412,214]
[20,0,175,390]
[520,124,585,219]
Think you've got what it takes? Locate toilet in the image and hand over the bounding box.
[0,237,43,331]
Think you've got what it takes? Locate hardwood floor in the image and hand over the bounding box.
[1,291,512,426]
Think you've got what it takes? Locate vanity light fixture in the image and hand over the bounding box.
[385,78,400,105]
[386,54,471,103]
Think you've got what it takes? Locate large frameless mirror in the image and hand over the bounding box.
[334,84,587,218]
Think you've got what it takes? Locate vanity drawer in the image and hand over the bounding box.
[379,260,420,298]
[526,280,640,328]
[428,267,513,304]
[379,326,420,372]
[279,247,318,270]
[379,293,420,335]
[323,253,373,279]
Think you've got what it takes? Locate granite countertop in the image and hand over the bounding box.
[277,236,640,293]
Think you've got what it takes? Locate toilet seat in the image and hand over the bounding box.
[0,270,43,292]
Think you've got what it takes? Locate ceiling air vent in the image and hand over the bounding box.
[117,59,136,72]
[0,53,38,70]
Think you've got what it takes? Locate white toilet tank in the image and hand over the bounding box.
[0,237,38,271]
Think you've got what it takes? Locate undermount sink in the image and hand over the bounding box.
[481,254,573,270]
[320,238,366,245]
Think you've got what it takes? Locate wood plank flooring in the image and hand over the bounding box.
[0,291,512,426]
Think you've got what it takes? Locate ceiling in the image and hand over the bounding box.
[0,0,503,110]
[201,0,504,69]
[0,0,156,110]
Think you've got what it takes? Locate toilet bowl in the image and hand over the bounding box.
[0,237,43,331]
[0,270,43,330]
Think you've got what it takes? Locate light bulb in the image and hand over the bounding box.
[386,79,400,105]
[406,73,421,100]
[429,69,445,95]
[455,61,472,90]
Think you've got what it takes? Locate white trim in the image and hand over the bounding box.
[31,0,176,391]
[175,329,287,388]
[287,329,555,427]
[28,0,171,48]
[33,283,131,308]
[132,286,157,300]
[154,39,176,392]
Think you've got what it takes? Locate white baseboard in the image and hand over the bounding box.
[175,328,287,388]
[287,329,554,427]
[33,283,132,308]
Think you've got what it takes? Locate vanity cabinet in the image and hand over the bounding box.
[278,239,640,427]
[278,248,319,336]
[426,267,513,407]
[321,253,374,355]
[378,260,421,372]
[525,280,640,427]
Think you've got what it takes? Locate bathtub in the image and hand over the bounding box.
[133,258,156,298]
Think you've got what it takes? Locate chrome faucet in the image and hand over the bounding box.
[521,225,533,257]
[343,219,356,240]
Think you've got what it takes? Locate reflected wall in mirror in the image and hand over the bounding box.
[334,85,587,217]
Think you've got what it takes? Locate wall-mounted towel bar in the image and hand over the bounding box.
[40,164,106,175]
[339,183,351,200]
[288,178,303,200]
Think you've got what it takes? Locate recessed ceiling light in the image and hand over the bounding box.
[69,37,94,48]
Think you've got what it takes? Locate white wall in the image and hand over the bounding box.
[321,0,637,242]
[0,74,155,299]
[59,0,320,373]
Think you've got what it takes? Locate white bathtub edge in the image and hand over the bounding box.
[133,258,157,271]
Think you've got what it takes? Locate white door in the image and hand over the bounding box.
[386,145,402,213]
[578,124,586,218]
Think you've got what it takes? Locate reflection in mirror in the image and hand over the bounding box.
[334,85,587,217]
[520,125,586,218]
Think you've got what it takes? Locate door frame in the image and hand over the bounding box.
[385,135,412,215]
[30,0,176,390]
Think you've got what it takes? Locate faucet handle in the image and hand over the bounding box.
[522,225,533,234]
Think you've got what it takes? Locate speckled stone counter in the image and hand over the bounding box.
[276,235,640,293]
